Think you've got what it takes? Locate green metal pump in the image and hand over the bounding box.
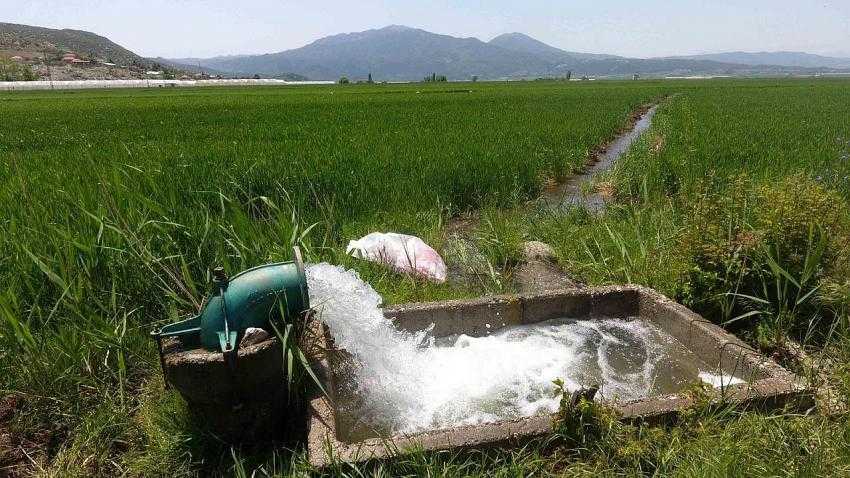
[151,247,310,369]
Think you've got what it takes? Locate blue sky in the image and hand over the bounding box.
[4,0,850,59]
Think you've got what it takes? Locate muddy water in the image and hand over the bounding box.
[543,105,659,212]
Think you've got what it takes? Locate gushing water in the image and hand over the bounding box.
[306,263,737,439]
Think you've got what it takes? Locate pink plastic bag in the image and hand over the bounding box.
[346,232,447,283]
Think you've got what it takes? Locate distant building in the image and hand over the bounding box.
[145,71,163,76]
[10,55,23,62]
[71,58,90,64]
[62,52,78,62]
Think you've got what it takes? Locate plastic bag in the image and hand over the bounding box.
[346,232,447,283]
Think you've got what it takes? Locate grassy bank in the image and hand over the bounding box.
[2,78,850,476]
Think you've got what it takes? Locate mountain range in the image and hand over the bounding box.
[169,26,850,81]
[666,51,850,70]
[3,22,849,82]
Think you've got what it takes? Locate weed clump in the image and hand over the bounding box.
[550,379,738,475]
[551,381,613,448]
[677,173,850,346]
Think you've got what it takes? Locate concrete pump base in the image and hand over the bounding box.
[161,336,289,441]
[306,286,812,467]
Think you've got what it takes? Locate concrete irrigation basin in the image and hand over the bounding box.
[306,286,812,467]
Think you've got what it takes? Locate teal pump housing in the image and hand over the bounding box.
[152,247,310,358]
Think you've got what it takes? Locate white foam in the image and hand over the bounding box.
[698,371,745,388]
[306,263,719,435]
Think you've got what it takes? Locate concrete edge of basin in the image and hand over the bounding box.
[305,285,814,468]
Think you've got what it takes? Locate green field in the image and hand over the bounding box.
[2,79,850,476]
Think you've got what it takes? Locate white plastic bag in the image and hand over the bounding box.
[346,232,447,283]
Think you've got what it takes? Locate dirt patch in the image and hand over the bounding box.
[595,181,616,201]
[512,260,578,293]
[651,134,666,155]
[0,395,33,477]
[443,212,480,237]
[0,395,70,477]
[513,241,579,292]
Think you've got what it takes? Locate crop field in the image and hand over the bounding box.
[2,79,850,476]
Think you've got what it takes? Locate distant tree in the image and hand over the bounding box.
[367,72,373,83]
[471,75,478,82]
[0,58,37,81]
[423,73,446,83]
[253,73,261,79]
[566,70,572,81]
[22,65,36,81]
[0,59,9,82]
[338,76,350,84]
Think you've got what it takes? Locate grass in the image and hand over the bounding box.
[2,78,850,476]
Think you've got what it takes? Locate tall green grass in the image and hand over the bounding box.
[3,78,850,476]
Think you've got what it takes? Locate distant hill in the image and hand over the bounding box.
[0,23,308,81]
[488,32,621,63]
[178,26,846,81]
[485,33,756,77]
[0,22,148,66]
[159,57,309,80]
[183,25,553,81]
[665,51,850,69]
